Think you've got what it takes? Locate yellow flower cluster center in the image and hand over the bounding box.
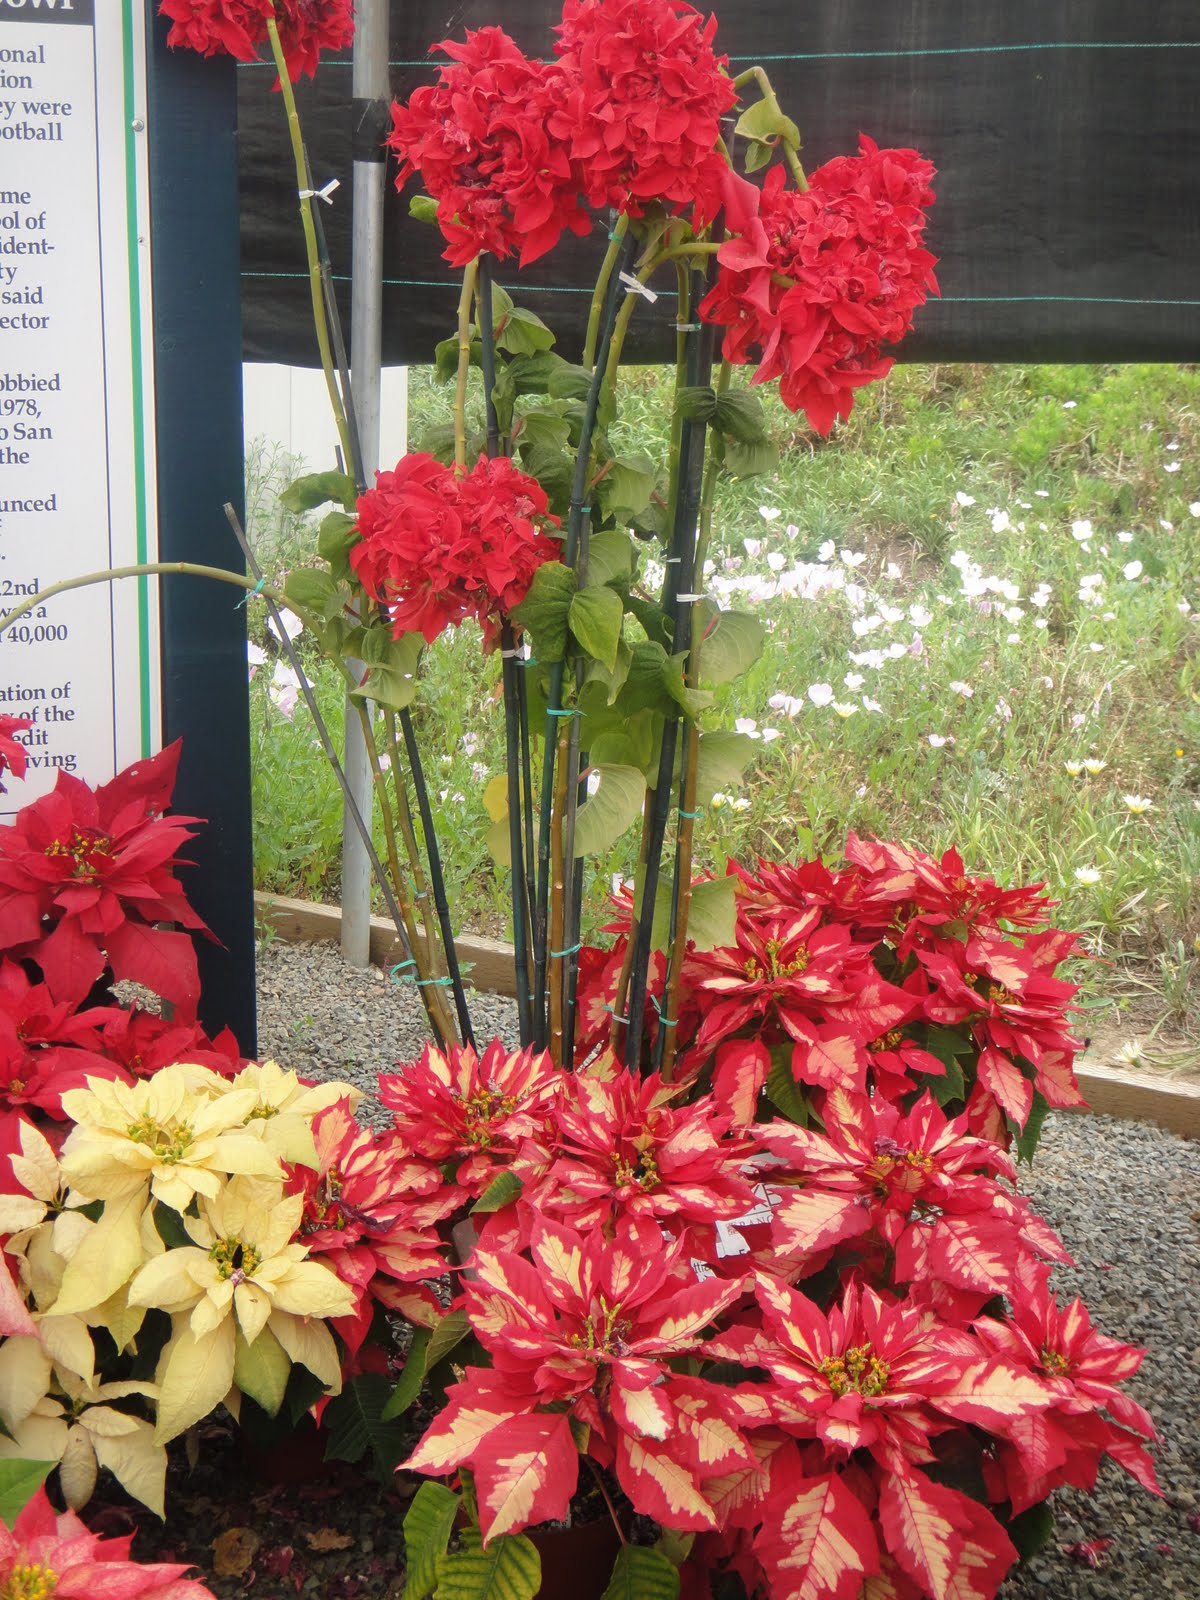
[210,1236,262,1282]
[125,1118,195,1164]
[566,1302,631,1358]
[744,937,810,984]
[1040,1347,1072,1376]
[820,1343,892,1399]
[457,1087,519,1145]
[1,1561,58,1600]
[986,983,1013,1008]
[612,1147,660,1190]
[868,1028,905,1053]
[44,827,113,880]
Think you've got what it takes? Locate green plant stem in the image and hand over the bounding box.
[264,15,355,466]
[582,214,629,369]
[384,712,444,975]
[731,64,808,189]
[547,721,572,1065]
[454,261,480,468]
[0,563,296,638]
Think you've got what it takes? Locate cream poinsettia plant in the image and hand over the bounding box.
[0,1061,360,1514]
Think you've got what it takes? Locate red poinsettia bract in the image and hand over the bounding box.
[700,139,938,435]
[407,1216,752,1540]
[0,1486,215,1598]
[0,742,208,1011]
[159,0,354,82]
[387,27,590,267]
[350,453,561,644]
[0,714,30,794]
[549,0,737,227]
[378,1035,562,1196]
[289,1100,456,1350]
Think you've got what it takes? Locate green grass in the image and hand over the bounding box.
[245,362,1200,1035]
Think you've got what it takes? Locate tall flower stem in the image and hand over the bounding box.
[535,230,638,1051]
[454,261,480,468]
[383,712,445,977]
[582,213,629,368]
[619,265,720,1072]
[264,15,355,468]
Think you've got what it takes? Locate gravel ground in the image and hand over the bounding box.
[148,938,1200,1598]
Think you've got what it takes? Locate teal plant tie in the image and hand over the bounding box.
[550,942,582,958]
[678,808,703,820]
[651,993,677,1029]
[236,577,266,608]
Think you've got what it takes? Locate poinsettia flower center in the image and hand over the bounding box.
[820,1343,892,1398]
[304,1169,346,1230]
[1,1560,57,1600]
[44,826,113,880]
[210,1235,263,1283]
[1040,1346,1072,1376]
[125,1116,195,1164]
[456,1085,519,1143]
[745,937,810,983]
[868,1028,905,1053]
[612,1146,660,1190]
[567,1300,632,1358]
[987,982,1014,1007]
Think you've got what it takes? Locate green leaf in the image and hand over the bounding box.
[355,628,424,711]
[0,1460,53,1529]
[570,586,624,672]
[510,561,577,663]
[323,1374,412,1480]
[318,510,359,571]
[649,874,737,955]
[574,765,647,857]
[1014,1088,1051,1164]
[381,1327,430,1422]
[280,469,356,513]
[426,1309,472,1372]
[765,1049,809,1124]
[675,385,718,422]
[403,1481,460,1600]
[697,608,766,686]
[714,388,768,444]
[693,730,757,805]
[497,306,556,357]
[518,442,574,517]
[233,1326,291,1418]
[506,352,570,396]
[661,653,713,722]
[603,1546,681,1600]
[723,437,780,479]
[547,363,594,402]
[514,407,572,456]
[471,1170,523,1215]
[585,530,634,589]
[597,455,657,527]
[435,1528,541,1600]
[734,97,803,156]
[409,194,439,225]
[283,567,343,624]
[926,1052,967,1107]
[655,1529,694,1569]
[625,597,673,649]
[1007,1499,1056,1565]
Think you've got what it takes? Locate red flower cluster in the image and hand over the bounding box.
[388,1,735,264]
[159,0,354,81]
[700,139,939,434]
[386,28,590,268]
[0,714,30,794]
[0,1486,215,1599]
[549,0,737,225]
[0,742,208,1012]
[350,452,561,644]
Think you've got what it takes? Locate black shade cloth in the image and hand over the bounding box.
[238,2,1200,367]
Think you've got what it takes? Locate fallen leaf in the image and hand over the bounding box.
[304,1526,355,1552]
[1062,1537,1113,1569]
[213,1527,261,1578]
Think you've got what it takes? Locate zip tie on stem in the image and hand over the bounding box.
[619,270,659,303]
[651,993,677,1029]
[299,177,340,203]
[388,959,416,982]
[678,808,703,819]
[546,707,583,718]
[235,577,267,608]
[675,592,705,603]
[603,1004,630,1025]
[675,321,701,331]
[550,942,582,958]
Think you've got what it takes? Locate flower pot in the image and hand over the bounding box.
[526,1515,624,1600]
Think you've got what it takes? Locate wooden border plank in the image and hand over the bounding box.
[253,893,1199,1137]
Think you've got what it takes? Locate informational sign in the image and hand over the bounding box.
[0,0,158,815]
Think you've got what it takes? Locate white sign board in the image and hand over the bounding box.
[0,0,158,815]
